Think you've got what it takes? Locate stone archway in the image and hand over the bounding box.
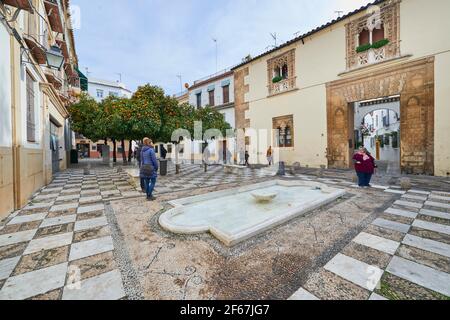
[326,57,434,175]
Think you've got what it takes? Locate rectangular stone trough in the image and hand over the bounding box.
[159,180,346,246]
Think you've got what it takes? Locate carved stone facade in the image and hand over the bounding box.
[327,57,435,175]
[267,49,297,96]
[346,0,401,69]
[234,67,250,130]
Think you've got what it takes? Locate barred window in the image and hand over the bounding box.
[26,72,36,142]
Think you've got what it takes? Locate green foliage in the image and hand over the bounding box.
[356,43,372,53]
[372,38,390,49]
[356,39,390,53]
[68,84,232,145]
[272,76,283,83]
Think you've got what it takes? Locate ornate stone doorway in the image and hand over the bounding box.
[326,57,434,175]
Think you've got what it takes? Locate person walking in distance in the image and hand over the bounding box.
[140,138,159,201]
[267,146,273,166]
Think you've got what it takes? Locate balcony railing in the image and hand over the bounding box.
[268,77,297,96]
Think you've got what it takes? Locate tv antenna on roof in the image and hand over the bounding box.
[335,10,344,18]
[270,32,278,47]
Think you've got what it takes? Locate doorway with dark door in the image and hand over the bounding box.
[50,120,61,174]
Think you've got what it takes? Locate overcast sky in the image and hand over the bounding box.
[71,0,372,95]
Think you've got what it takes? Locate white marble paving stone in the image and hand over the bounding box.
[56,194,80,202]
[409,189,431,195]
[34,193,60,200]
[394,200,423,209]
[403,234,450,258]
[402,194,428,202]
[352,232,400,255]
[369,293,388,301]
[288,288,319,300]
[412,220,450,236]
[0,262,68,300]
[77,204,105,214]
[39,215,77,228]
[324,253,383,291]
[0,256,21,280]
[0,229,37,247]
[7,212,47,225]
[69,236,114,261]
[62,269,125,300]
[50,203,79,212]
[372,218,410,234]
[386,256,450,297]
[79,196,102,204]
[23,202,53,210]
[371,185,388,190]
[384,189,406,195]
[385,208,418,219]
[419,209,450,220]
[425,201,450,210]
[74,216,108,232]
[24,232,74,255]
[42,187,63,193]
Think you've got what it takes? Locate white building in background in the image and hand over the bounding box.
[188,69,235,129]
[88,77,132,102]
[176,69,236,164]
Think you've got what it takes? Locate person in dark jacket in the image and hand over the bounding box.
[353,147,376,188]
[245,151,250,166]
[140,138,159,200]
[136,143,146,192]
[160,144,168,160]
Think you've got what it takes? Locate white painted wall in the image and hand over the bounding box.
[0,24,12,147]
[88,80,132,102]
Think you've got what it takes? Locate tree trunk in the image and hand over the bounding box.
[128,140,133,163]
[112,139,117,163]
[121,139,127,164]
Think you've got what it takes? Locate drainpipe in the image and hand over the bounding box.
[10,30,21,210]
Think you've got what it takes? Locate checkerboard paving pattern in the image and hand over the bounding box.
[289,189,450,300]
[0,168,139,300]
[153,164,272,195]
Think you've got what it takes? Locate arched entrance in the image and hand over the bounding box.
[326,57,434,175]
[354,96,401,174]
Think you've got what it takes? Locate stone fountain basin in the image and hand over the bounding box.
[251,191,278,202]
[159,180,346,246]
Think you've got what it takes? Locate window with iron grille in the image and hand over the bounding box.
[26,72,36,142]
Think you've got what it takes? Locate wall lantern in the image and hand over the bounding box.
[46,45,65,70]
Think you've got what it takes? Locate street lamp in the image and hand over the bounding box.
[46,45,65,70]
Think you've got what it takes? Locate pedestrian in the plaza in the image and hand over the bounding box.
[245,151,250,166]
[136,142,146,192]
[140,138,159,201]
[267,146,273,166]
[160,144,168,160]
[353,147,376,188]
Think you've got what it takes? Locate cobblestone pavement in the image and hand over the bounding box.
[290,189,450,300]
[0,162,449,300]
